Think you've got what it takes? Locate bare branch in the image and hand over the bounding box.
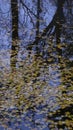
[20,0,38,18]
[26,11,57,49]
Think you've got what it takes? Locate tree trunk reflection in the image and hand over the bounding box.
[10,0,19,72]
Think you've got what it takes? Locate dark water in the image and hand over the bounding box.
[0,1,73,130]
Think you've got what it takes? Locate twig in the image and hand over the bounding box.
[20,0,38,18]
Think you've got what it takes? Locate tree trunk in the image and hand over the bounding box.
[55,0,65,56]
[11,0,19,71]
[11,0,18,40]
[36,0,40,39]
[35,0,41,54]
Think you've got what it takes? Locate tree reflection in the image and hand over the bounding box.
[10,0,19,72]
[0,0,73,130]
[55,0,65,56]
